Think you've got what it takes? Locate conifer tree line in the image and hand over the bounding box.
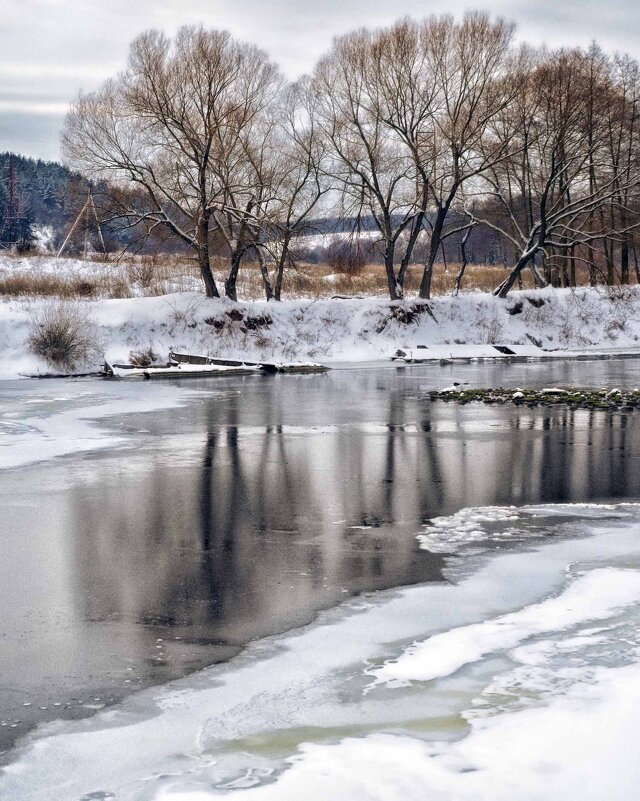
[0,153,74,250]
[57,14,640,298]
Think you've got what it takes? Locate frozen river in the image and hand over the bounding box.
[2,358,640,799]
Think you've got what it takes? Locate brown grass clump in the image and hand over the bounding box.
[0,273,100,299]
[28,302,103,370]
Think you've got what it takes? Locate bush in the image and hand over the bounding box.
[28,302,103,370]
[325,237,367,277]
[129,346,158,367]
[127,258,156,289]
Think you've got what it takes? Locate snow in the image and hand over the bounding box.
[1,281,640,380]
[31,226,55,254]
[108,363,260,378]
[154,658,640,801]
[3,504,640,800]
[415,502,637,554]
[370,567,640,684]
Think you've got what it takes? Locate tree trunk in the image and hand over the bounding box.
[531,255,547,288]
[274,236,290,301]
[543,252,552,285]
[197,217,219,298]
[569,245,576,287]
[561,253,570,288]
[621,209,630,285]
[587,244,598,286]
[493,251,536,298]
[419,207,447,300]
[452,228,471,296]
[603,207,616,285]
[621,239,630,285]
[257,248,274,301]
[274,255,286,301]
[225,250,243,301]
[384,246,402,300]
[397,211,425,290]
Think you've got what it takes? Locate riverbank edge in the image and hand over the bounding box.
[2,285,640,379]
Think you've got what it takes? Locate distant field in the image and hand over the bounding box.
[1,252,632,302]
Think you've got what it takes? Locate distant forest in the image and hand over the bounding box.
[0,152,88,250]
[0,151,509,267]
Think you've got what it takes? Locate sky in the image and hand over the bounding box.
[1,0,639,162]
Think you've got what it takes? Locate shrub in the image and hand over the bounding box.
[127,258,156,289]
[129,346,158,367]
[28,302,103,370]
[326,238,367,277]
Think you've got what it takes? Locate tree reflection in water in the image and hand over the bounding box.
[71,372,640,655]
[3,367,640,751]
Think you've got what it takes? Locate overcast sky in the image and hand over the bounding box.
[1,0,639,162]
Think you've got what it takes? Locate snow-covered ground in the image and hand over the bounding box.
[1,281,640,378]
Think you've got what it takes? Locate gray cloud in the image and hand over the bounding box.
[1,0,639,161]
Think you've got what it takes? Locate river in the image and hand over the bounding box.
[2,358,640,799]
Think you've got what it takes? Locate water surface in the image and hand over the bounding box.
[2,357,640,756]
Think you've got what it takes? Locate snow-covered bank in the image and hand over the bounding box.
[2,285,640,379]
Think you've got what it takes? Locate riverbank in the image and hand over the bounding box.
[1,284,640,379]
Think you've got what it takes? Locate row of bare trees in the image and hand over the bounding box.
[63,15,640,300]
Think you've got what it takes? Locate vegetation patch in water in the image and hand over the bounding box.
[429,387,640,410]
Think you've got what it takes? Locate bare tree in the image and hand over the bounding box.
[471,48,640,297]
[262,79,328,301]
[312,14,516,301]
[415,13,517,299]
[312,23,437,300]
[63,26,282,298]
[209,112,280,301]
[603,54,640,285]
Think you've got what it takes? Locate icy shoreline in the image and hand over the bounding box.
[0,378,207,469]
[2,284,640,379]
[2,503,640,801]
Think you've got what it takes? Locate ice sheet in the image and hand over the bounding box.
[2,504,640,801]
[371,567,640,684]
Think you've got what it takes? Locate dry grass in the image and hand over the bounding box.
[28,301,103,369]
[0,273,100,299]
[230,260,538,300]
[0,251,632,302]
[232,259,631,300]
[0,253,201,300]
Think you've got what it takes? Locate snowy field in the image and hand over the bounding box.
[2,265,640,378]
